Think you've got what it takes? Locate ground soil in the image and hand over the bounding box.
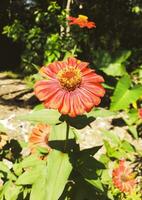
[0,73,36,119]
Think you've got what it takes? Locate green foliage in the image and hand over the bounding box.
[1,1,142,200]
[17,109,61,125]
[110,75,142,111]
[2,1,77,74]
[87,108,116,118]
[45,150,72,200]
[98,51,131,77]
[1,181,22,200]
[16,164,45,185]
[3,20,24,42]
[50,122,75,141]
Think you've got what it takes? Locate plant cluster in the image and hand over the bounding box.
[0,1,142,200]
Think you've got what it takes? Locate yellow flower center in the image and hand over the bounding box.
[57,66,82,91]
[78,15,88,21]
[121,173,135,182]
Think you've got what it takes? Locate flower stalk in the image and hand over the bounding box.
[64,122,70,152]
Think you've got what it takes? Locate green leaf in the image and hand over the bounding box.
[5,185,21,200]
[104,141,126,159]
[16,170,39,185]
[99,154,110,165]
[100,51,131,77]
[102,83,114,89]
[86,178,104,191]
[33,104,44,111]
[128,125,138,139]
[2,181,21,200]
[30,177,46,200]
[87,108,116,118]
[13,163,23,176]
[101,130,120,145]
[45,150,72,200]
[115,50,131,63]
[16,164,45,185]
[101,63,127,77]
[7,172,17,181]
[120,140,135,153]
[107,190,115,200]
[101,169,111,185]
[0,161,10,173]
[20,155,43,168]
[49,122,74,141]
[75,148,105,191]
[124,109,139,125]
[110,75,142,111]
[104,141,114,155]
[16,109,61,125]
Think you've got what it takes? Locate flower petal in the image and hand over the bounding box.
[81,67,94,76]
[40,66,56,78]
[68,92,77,117]
[48,89,65,109]
[80,87,101,106]
[67,57,77,67]
[35,80,60,101]
[77,61,89,71]
[72,91,86,115]
[82,83,105,97]
[76,88,95,112]
[82,73,104,83]
[58,92,70,115]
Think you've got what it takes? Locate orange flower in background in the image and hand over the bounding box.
[29,124,51,154]
[34,57,105,117]
[138,108,142,119]
[112,160,137,193]
[68,15,96,29]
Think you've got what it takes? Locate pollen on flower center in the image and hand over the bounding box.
[121,174,129,182]
[121,173,135,182]
[78,15,88,21]
[57,66,82,91]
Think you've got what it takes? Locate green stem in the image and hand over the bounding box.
[64,122,70,152]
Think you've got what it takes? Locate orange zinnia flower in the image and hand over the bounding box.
[34,57,105,117]
[138,108,142,119]
[29,124,51,153]
[112,160,137,193]
[68,15,96,29]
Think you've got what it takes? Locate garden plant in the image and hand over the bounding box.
[0,1,142,200]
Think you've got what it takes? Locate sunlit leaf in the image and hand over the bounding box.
[100,51,131,77]
[87,108,116,118]
[110,75,142,111]
[45,150,72,200]
[2,181,22,200]
[128,125,138,139]
[101,63,127,77]
[16,109,61,125]
[0,161,10,173]
[86,178,104,191]
[50,122,75,141]
[30,165,47,200]
[30,177,46,200]
[101,130,120,145]
[16,164,45,185]
[20,155,43,168]
[120,140,135,153]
